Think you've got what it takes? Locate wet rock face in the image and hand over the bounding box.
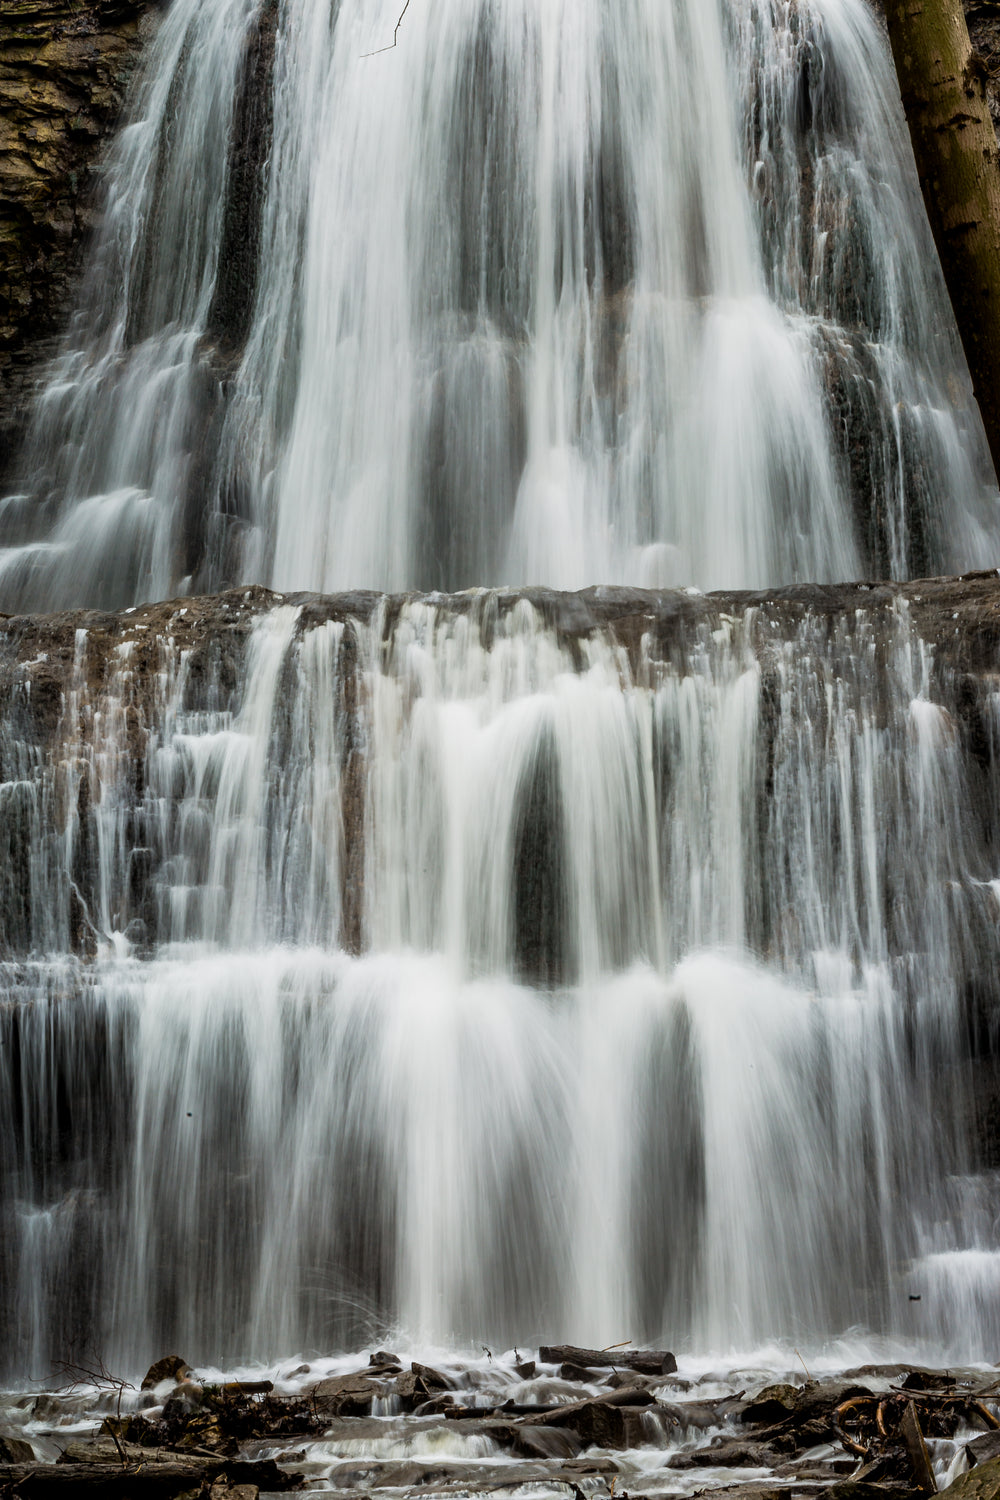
[0,0,160,472]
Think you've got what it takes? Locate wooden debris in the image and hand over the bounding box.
[538,1345,676,1376]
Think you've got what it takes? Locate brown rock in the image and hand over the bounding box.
[667,1439,774,1469]
[141,1355,192,1390]
[392,1369,427,1406]
[0,0,162,475]
[308,1371,381,1417]
[969,1433,1000,1467]
[941,1456,1000,1500]
[0,1435,34,1462]
[513,1425,582,1459]
[741,1383,799,1425]
[520,1395,649,1449]
[410,1361,452,1388]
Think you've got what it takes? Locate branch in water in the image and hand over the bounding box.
[361,0,412,56]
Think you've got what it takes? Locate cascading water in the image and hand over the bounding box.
[0,585,999,1376]
[1,0,998,606]
[1,0,1000,1387]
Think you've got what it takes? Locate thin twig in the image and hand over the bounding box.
[361,0,412,56]
[51,1354,134,1471]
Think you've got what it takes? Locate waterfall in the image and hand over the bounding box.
[1,0,997,608]
[2,0,1000,1382]
[0,585,998,1374]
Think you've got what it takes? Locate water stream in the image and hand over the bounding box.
[0,593,997,1376]
[1,0,998,607]
[1,0,1000,1383]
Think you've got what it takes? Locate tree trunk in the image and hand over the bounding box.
[883,0,1000,482]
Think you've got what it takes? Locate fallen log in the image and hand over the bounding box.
[0,1455,298,1497]
[537,1346,676,1376]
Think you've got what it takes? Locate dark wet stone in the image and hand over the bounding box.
[513,1425,582,1459]
[0,1436,35,1463]
[741,1383,799,1425]
[969,1433,1000,1467]
[410,1361,453,1389]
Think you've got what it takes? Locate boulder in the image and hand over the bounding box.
[411,1361,453,1388]
[821,1484,914,1500]
[741,1383,799,1425]
[308,1371,381,1417]
[141,1355,192,1391]
[393,1369,427,1406]
[940,1456,1000,1500]
[0,1435,35,1462]
[521,1397,648,1449]
[412,1394,457,1416]
[667,1439,775,1469]
[161,1385,205,1425]
[513,1425,582,1460]
[369,1350,401,1369]
[969,1433,1000,1467]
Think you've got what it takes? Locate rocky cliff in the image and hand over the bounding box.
[0,0,159,468]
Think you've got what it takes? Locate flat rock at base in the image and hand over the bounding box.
[308,1371,381,1415]
[820,1484,913,1500]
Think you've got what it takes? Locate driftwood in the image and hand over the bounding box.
[537,1345,676,1376]
[0,1455,295,1497]
[899,1400,937,1495]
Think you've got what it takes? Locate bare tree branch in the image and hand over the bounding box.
[361,0,413,57]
